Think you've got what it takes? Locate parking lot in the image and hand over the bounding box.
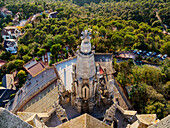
[115,50,169,68]
[116,50,168,62]
[116,51,136,59]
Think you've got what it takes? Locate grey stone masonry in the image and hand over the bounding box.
[53,101,68,123]
[0,107,33,128]
[148,115,170,128]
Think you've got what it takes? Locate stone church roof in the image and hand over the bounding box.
[148,115,170,128]
[0,107,32,128]
[57,113,112,128]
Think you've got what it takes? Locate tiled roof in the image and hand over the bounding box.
[24,59,37,69]
[136,114,157,125]
[26,61,46,77]
[148,115,170,128]
[0,108,32,128]
[0,60,6,67]
[57,113,112,128]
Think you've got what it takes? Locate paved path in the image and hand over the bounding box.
[7,68,56,113]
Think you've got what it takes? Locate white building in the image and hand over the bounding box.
[3,39,18,54]
[0,7,12,18]
[1,26,21,40]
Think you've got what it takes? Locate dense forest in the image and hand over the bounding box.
[0,0,169,119]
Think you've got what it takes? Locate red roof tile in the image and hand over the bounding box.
[0,60,6,67]
[27,62,45,77]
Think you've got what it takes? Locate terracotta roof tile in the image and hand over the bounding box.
[27,62,45,77]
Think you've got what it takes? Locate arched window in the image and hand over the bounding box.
[85,88,86,98]
[82,85,89,100]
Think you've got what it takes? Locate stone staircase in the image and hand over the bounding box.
[103,103,117,127]
[53,101,68,123]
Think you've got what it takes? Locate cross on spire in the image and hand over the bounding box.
[80,30,91,40]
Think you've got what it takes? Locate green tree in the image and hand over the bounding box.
[18,44,29,56]
[66,35,76,45]
[111,34,123,46]
[14,59,25,70]
[50,44,62,60]
[0,51,11,60]
[36,15,42,22]
[17,70,27,88]
[54,35,62,44]
[160,42,170,56]
[130,83,148,113]
[42,12,48,19]
[99,26,106,36]
[22,55,32,63]
[145,102,167,119]
[124,34,134,45]
[37,48,46,57]
[6,60,15,72]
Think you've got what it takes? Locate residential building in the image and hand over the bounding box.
[23,59,46,77]
[16,20,27,30]
[1,26,20,40]
[0,7,12,18]
[12,12,21,25]
[3,39,18,54]
[49,11,58,18]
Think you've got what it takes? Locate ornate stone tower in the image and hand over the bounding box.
[71,30,98,113]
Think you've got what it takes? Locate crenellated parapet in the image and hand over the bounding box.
[103,103,118,127]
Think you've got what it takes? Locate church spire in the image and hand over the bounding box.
[80,30,92,54]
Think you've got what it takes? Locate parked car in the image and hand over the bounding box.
[137,50,142,55]
[147,52,152,56]
[157,54,162,58]
[142,51,147,56]
[135,60,143,64]
[151,52,157,57]
[133,50,138,54]
[162,54,168,60]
